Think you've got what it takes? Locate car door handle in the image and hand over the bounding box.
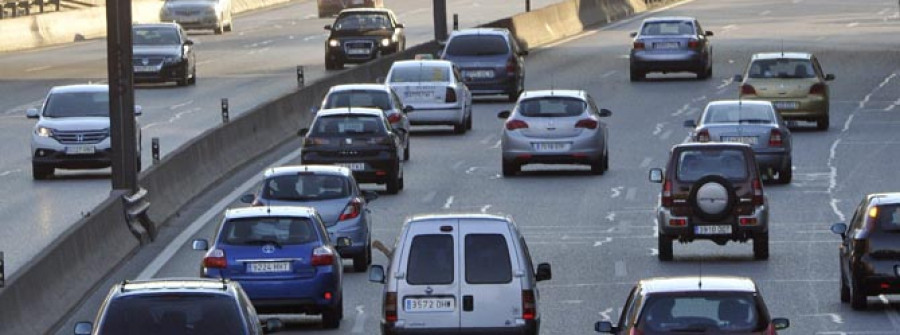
[463,295,474,312]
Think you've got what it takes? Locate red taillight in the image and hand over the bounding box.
[662,179,673,207]
[669,218,686,226]
[506,58,516,75]
[687,39,700,49]
[522,290,536,320]
[696,129,710,142]
[324,292,333,300]
[740,217,758,226]
[768,129,783,147]
[384,292,398,323]
[203,249,227,269]
[387,113,402,123]
[311,246,335,266]
[765,323,776,335]
[809,83,826,95]
[445,87,457,103]
[575,118,598,129]
[629,328,644,335]
[339,198,362,221]
[741,84,756,95]
[633,41,645,50]
[305,137,330,147]
[505,119,529,130]
[752,178,764,206]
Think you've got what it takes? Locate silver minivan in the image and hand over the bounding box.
[368,214,551,335]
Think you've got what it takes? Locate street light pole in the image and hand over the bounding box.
[105,0,138,193]
[433,0,448,42]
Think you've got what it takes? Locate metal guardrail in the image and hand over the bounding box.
[0,0,61,19]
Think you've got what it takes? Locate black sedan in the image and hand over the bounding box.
[132,23,197,86]
[629,16,713,81]
[324,8,405,70]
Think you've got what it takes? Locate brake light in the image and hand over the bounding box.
[575,118,598,129]
[740,217,758,226]
[505,119,529,130]
[506,58,516,75]
[633,41,645,50]
[445,87,457,103]
[752,179,764,206]
[741,84,756,95]
[304,137,330,147]
[687,39,700,49]
[522,290,536,320]
[768,129,783,147]
[339,198,362,221]
[203,249,227,269]
[384,292,398,323]
[669,218,686,226]
[661,179,673,207]
[311,246,335,266]
[809,83,826,95]
[387,113,403,123]
[696,129,710,142]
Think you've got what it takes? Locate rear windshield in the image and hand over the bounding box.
[98,294,245,335]
[133,27,180,45]
[874,205,900,232]
[677,149,749,182]
[221,217,319,246]
[465,234,512,284]
[518,97,586,117]
[640,21,694,35]
[444,35,509,56]
[638,292,766,333]
[747,58,815,79]
[406,234,454,285]
[44,92,109,118]
[263,174,350,201]
[324,90,392,111]
[389,66,450,83]
[702,104,775,124]
[333,13,391,31]
[310,115,385,136]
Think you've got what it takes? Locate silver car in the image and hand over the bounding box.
[386,60,472,134]
[240,165,379,272]
[498,90,612,176]
[685,100,793,184]
[318,84,412,160]
[160,0,234,34]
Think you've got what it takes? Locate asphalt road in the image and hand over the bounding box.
[0,0,557,276]
[53,0,900,334]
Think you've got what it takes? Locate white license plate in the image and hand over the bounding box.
[695,225,732,235]
[773,101,799,110]
[338,163,366,171]
[404,297,455,312]
[133,66,159,73]
[247,262,291,273]
[65,145,95,155]
[463,70,494,79]
[404,91,435,99]
[347,48,370,55]
[532,142,571,152]
[721,136,758,145]
[352,0,364,4]
[654,42,680,49]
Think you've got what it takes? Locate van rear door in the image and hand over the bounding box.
[459,218,523,329]
[396,219,460,330]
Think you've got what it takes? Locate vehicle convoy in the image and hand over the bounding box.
[132,23,197,86]
[324,8,406,70]
[319,84,412,160]
[240,165,379,272]
[317,0,383,18]
[74,278,283,335]
[26,85,142,180]
[832,193,900,310]
[369,214,552,335]
[159,0,233,34]
[299,107,405,194]
[734,52,835,130]
[386,60,473,134]
[595,276,790,334]
[629,16,713,81]
[193,206,349,328]
[440,28,527,102]
[649,142,770,261]
[685,100,793,184]
[498,90,612,176]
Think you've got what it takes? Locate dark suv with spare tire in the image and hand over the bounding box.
[649,142,769,261]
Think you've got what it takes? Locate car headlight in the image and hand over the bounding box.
[381,38,391,47]
[36,126,54,137]
[329,39,340,47]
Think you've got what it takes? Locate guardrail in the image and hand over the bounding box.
[0,0,60,19]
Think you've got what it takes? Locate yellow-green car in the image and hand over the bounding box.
[734,52,835,130]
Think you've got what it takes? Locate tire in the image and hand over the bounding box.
[502,160,519,177]
[176,68,189,86]
[466,114,473,130]
[778,158,792,184]
[507,91,518,102]
[753,232,769,260]
[453,122,466,134]
[840,272,851,303]
[224,17,233,32]
[403,140,410,161]
[603,150,609,171]
[188,66,197,85]
[385,164,401,194]
[352,244,371,272]
[658,234,674,261]
[817,115,830,131]
[214,23,224,35]
[630,68,643,82]
[590,156,604,175]
[32,163,53,180]
[322,299,343,329]
[850,275,868,310]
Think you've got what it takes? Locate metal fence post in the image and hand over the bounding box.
[0,252,5,288]
[526,0,531,12]
[221,98,229,123]
[296,66,304,87]
[453,13,458,31]
[151,137,160,163]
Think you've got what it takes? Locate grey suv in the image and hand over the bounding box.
[441,28,527,102]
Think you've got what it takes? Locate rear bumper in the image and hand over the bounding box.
[740,96,828,120]
[228,274,340,313]
[631,50,706,72]
[407,107,465,126]
[464,75,517,95]
[383,319,538,335]
[300,155,397,184]
[161,16,220,30]
[502,134,604,165]
[753,150,789,172]
[657,205,769,241]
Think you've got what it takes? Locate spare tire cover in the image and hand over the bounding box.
[689,175,736,222]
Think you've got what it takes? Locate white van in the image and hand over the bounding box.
[368,214,551,335]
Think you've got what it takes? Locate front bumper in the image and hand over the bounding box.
[657,205,768,242]
[31,135,112,169]
[327,42,398,64]
[133,61,189,83]
[406,106,465,126]
[160,13,220,30]
[382,319,538,335]
[631,50,706,72]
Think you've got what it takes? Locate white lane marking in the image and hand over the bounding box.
[650,248,658,256]
[878,8,890,16]
[671,104,690,117]
[802,313,844,324]
[422,191,437,203]
[639,157,652,168]
[490,140,501,149]
[877,295,900,330]
[692,96,707,103]
[169,100,194,110]
[721,24,737,30]
[593,237,613,247]
[846,22,859,28]
[137,147,303,279]
[0,169,21,177]
[465,166,478,174]
[303,34,327,42]
[351,305,366,333]
[452,161,465,169]
[598,308,614,320]
[288,35,295,40]
[4,99,43,115]
[601,71,616,78]
[610,186,624,198]
[480,205,492,213]
[652,123,665,135]
[614,261,627,277]
[479,134,495,144]
[758,10,771,16]
[606,212,616,222]
[625,188,637,201]
[716,78,734,90]
[560,300,583,304]
[25,65,51,72]
[443,196,455,209]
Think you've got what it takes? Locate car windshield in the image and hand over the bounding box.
[333,13,391,31]
[517,97,586,117]
[97,294,245,335]
[222,217,319,246]
[263,174,351,201]
[43,92,110,118]
[324,90,392,110]
[702,104,775,124]
[747,58,816,79]
[638,292,765,333]
[310,115,385,136]
[133,27,180,46]
[641,21,694,35]
[677,149,749,182]
[389,65,450,83]
[444,35,509,56]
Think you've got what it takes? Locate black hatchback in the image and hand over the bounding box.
[440,28,527,102]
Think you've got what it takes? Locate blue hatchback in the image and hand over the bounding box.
[193,206,347,329]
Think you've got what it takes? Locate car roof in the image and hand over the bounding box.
[391,59,454,68]
[339,8,394,15]
[519,90,585,100]
[407,213,510,222]
[450,28,511,37]
[133,22,179,29]
[316,107,385,117]
[328,84,392,93]
[643,16,696,23]
[114,278,236,297]
[673,142,753,150]
[868,193,900,206]
[751,52,813,60]
[705,100,773,107]
[225,206,318,219]
[264,165,352,178]
[49,84,108,94]
[639,276,758,293]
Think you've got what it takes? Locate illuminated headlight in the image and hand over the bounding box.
[381,38,391,47]
[163,56,181,64]
[36,126,54,137]
[329,39,340,47]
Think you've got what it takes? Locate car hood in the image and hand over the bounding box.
[442,54,508,68]
[164,1,216,9]
[261,198,350,225]
[133,45,181,57]
[38,117,109,131]
[329,29,393,39]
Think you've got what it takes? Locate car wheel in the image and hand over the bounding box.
[817,115,830,131]
[603,150,610,171]
[322,298,342,329]
[385,164,401,194]
[778,158,792,184]
[466,114,473,130]
[176,68,190,86]
[630,68,643,82]
[188,66,197,85]
[214,22,224,35]
[225,18,234,32]
[507,91,518,102]
[753,232,769,260]
[840,272,851,303]
[32,163,53,180]
[403,140,410,161]
[850,275,868,310]
[658,234,674,261]
[590,156,604,175]
[502,160,519,177]
[453,122,466,134]
[352,245,370,272]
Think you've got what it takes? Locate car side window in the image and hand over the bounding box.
[849,199,868,236]
[586,95,601,116]
[315,214,330,243]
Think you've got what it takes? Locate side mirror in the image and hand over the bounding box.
[825,73,835,81]
[497,110,511,119]
[649,168,663,183]
[74,322,93,335]
[772,318,790,330]
[191,239,209,251]
[395,23,405,29]
[323,24,332,30]
[369,264,386,283]
[831,223,848,239]
[185,39,194,46]
[336,237,352,247]
[684,119,697,128]
[297,128,309,137]
[594,321,616,333]
[535,263,552,282]
[263,318,283,333]
[403,105,414,113]
[362,190,379,202]
[26,108,39,119]
[629,32,637,38]
[733,74,743,82]
[240,194,255,204]
[134,105,143,116]
[598,109,612,117]
[705,30,714,36]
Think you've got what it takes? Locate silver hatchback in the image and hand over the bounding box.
[498,90,612,176]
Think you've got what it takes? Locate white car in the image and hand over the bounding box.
[160,0,234,34]
[318,84,412,160]
[385,60,472,134]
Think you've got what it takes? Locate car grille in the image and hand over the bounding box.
[53,129,108,144]
[132,57,165,66]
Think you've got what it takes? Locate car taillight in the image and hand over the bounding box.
[384,292,398,323]
[575,118,598,129]
[633,41,645,50]
[741,84,756,95]
[768,129,783,147]
[506,119,529,130]
[687,39,700,49]
[387,113,402,123]
[522,290,536,320]
[661,179,673,207]
[809,83,826,95]
[339,198,362,221]
[765,323,776,335]
[445,87,457,103]
[304,137,329,147]
[203,249,227,269]
[311,246,335,266]
[506,58,516,75]
[752,178,764,206]
[629,328,644,335]
[696,129,710,142]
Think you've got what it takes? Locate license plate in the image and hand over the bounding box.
[347,48,370,55]
[463,70,494,79]
[352,0,363,4]
[247,262,292,273]
[721,136,758,145]
[404,297,455,312]
[695,225,732,235]
[133,66,158,73]
[65,145,95,155]
[532,142,570,152]
[338,163,366,171]
[654,42,680,49]
[404,91,434,99]
[773,101,799,110]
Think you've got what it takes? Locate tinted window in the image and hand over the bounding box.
[445,35,509,56]
[98,294,245,335]
[44,92,110,118]
[324,90,392,110]
[389,66,450,83]
[406,234,454,285]
[702,104,775,124]
[222,217,319,246]
[676,149,748,182]
[747,58,815,79]
[874,205,900,232]
[518,97,586,117]
[465,234,512,284]
[641,21,694,35]
[639,293,765,333]
[133,27,180,45]
[263,174,350,201]
[334,13,391,31]
[310,115,386,136]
